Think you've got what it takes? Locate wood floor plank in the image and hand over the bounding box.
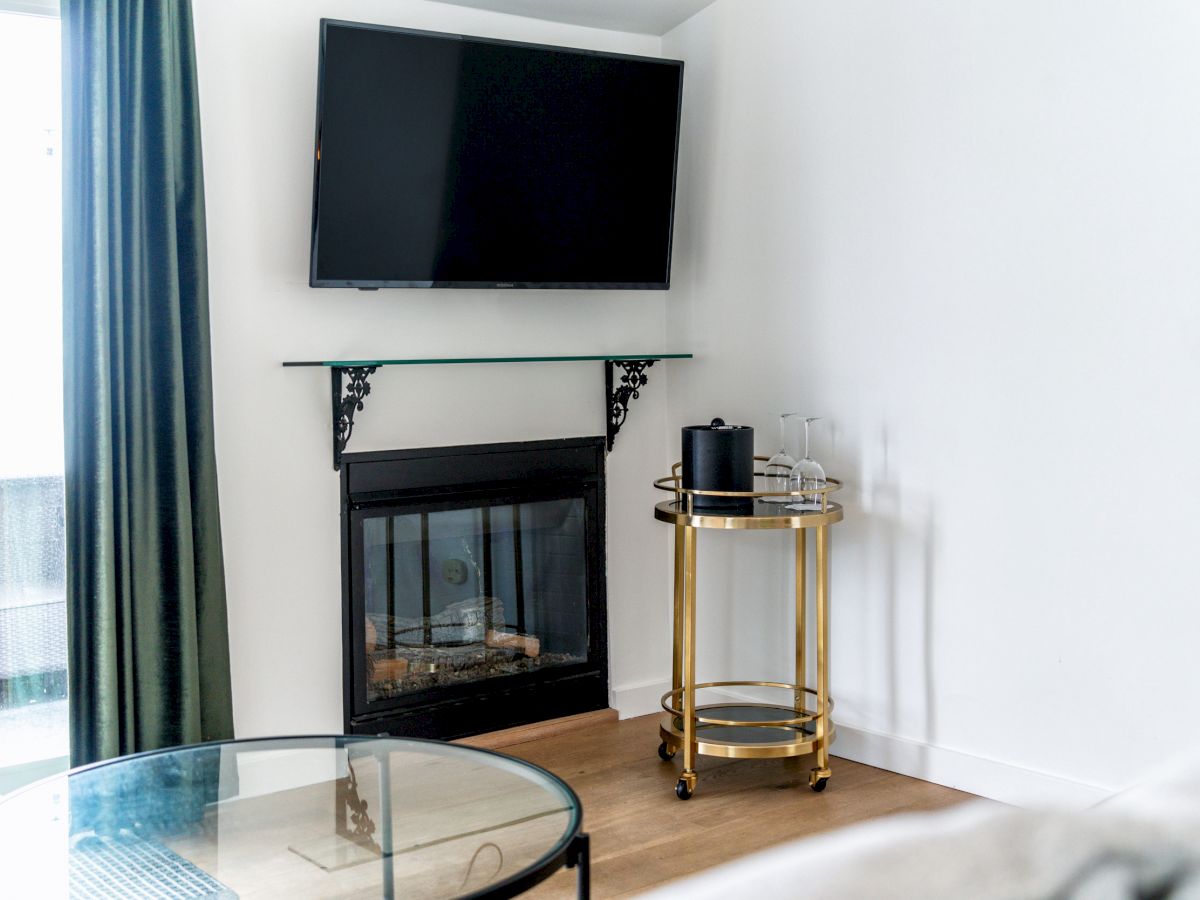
[454,709,619,750]
[507,713,979,899]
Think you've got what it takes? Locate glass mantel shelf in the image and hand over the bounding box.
[282,353,693,470]
[282,353,692,367]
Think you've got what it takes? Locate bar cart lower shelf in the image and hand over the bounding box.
[653,462,844,799]
[657,684,836,758]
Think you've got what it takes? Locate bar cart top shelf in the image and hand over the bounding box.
[653,464,844,529]
[654,498,843,529]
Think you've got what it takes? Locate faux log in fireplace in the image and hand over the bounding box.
[340,438,609,739]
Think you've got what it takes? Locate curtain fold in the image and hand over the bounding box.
[62,0,233,766]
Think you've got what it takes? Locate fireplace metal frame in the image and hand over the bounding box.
[340,438,609,740]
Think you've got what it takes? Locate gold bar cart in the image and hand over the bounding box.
[653,461,843,800]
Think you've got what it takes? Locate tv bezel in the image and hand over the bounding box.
[309,19,685,291]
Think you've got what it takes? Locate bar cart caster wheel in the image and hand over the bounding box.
[658,742,677,761]
[809,769,831,792]
[675,779,694,800]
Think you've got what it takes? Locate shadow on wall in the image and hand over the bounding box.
[838,426,939,753]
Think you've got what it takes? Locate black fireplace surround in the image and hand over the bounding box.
[340,438,609,739]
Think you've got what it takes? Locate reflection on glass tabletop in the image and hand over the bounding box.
[0,736,581,899]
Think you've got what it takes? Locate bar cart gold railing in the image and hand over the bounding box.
[653,459,843,799]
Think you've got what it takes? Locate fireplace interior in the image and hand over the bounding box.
[341,438,608,739]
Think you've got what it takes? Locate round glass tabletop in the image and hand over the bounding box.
[0,736,584,899]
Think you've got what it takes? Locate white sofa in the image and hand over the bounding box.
[640,754,1200,899]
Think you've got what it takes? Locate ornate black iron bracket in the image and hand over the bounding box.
[606,359,655,452]
[332,366,377,471]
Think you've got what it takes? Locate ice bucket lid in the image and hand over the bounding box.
[682,417,752,432]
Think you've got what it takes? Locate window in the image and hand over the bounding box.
[0,6,66,792]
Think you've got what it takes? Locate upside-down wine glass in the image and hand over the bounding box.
[762,413,799,503]
[787,417,827,511]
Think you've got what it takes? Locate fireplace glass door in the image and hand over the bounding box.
[356,497,589,704]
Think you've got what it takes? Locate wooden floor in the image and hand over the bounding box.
[502,713,976,898]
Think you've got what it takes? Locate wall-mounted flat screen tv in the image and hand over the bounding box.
[310,20,685,290]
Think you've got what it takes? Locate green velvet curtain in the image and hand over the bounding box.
[62,0,234,766]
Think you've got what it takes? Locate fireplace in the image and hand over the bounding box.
[340,438,608,739]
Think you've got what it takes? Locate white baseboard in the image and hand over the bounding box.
[611,681,1112,808]
[832,723,1113,810]
[700,686,1113,810]
[610,678,670,719]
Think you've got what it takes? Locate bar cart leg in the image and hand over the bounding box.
[568,832,591,900]
[810,524,832,792]
[659,524,686,763]
[677,525,698,800]
[795,529,807,714]
[673,523,685,695]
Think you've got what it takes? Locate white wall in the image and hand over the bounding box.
[195,0,1200,808]
[192,0,672,738]
[663,0,1200,806]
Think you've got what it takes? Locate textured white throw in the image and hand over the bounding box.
[640,752,1200,899]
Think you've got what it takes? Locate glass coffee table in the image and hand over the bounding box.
[0,736,588,899]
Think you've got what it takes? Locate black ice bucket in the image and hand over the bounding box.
[681,418,755,511]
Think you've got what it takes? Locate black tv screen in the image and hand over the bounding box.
[310,21,684,289]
